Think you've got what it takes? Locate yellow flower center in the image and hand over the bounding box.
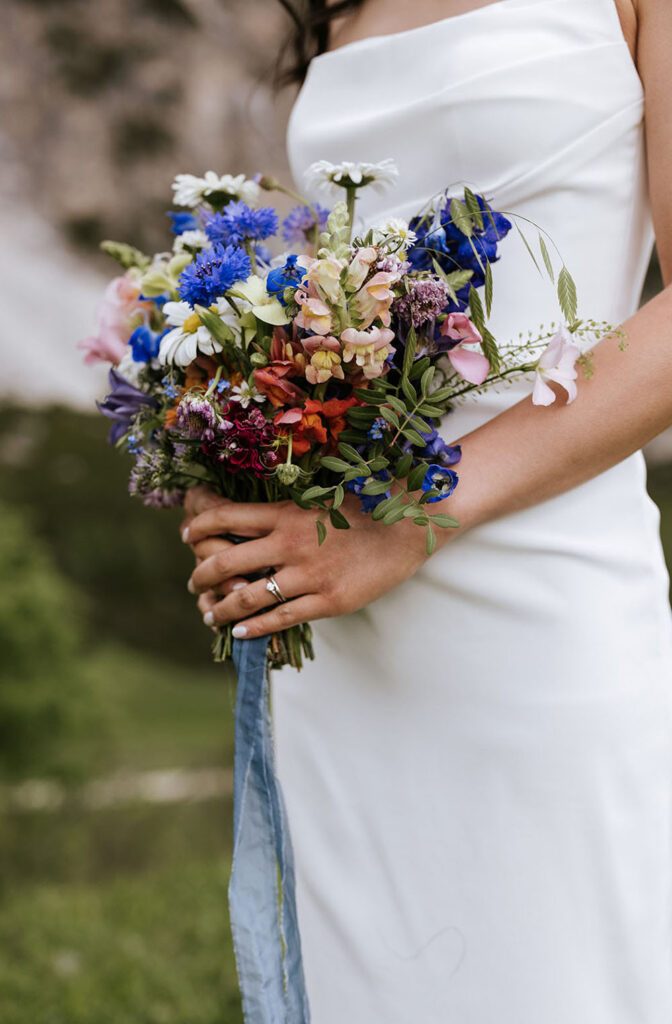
[182,312,202,334]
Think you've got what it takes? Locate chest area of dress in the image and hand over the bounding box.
[288,0,642,195]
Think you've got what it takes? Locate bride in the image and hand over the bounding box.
[183,1,672,1020]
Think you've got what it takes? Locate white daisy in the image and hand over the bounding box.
[171,172,261,209]
[372,216,417,249]
[305,159,399,196]
[117,348,144,385]
[172,229,209,254]
[158,301,223,367]
[229,381,265,408]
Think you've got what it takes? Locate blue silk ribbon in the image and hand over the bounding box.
[230,636,311,1024]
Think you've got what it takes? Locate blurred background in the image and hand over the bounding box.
[1,1,671,1022]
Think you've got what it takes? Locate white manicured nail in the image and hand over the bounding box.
[187,578,196,594]
[232,582,247,591]
[203,611,215,627]
[182,527,190,543]
[232,625,248,639]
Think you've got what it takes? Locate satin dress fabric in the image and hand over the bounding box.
[272,1,672,1020]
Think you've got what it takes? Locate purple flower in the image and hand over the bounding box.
[97,368,157,445]
[282,203,330,244]
[176,393,218,441]
[177,243,251,307]
[393,279,451,328]
[204,202,278,246]
[419,429,462,467]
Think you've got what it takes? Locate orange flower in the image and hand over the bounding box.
[274,396,360,456]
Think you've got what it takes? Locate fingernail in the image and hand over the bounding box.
[187,578,196,594]
[232,582,247,591]
[182,527,190,543]
[232,625,248,639]
[203,611,215,627]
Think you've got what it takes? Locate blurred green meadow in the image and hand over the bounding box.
[1,402,671,1023]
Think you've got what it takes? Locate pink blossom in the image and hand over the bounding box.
[79,271,153,365]
[341,326,395,380]
[302,335,345,385]
[440,312,490,385]
[345,247,378,291]
[294,290,333,335]
[352,271,399,329]
[532,325,581,406]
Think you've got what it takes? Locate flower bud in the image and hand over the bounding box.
[275,463,301,486]
[250,352,269,368]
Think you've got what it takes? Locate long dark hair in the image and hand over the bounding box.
[275,0,365,85]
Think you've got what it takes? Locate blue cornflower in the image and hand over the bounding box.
[129,325,167,363]
[282,203,330,244]
[346,470,391,512]
[167,211,199,235]
[266,254,304,305]
[177,243,252,307]
[367,417,387,442]
[204,202,278,246]
[421,463,459,502]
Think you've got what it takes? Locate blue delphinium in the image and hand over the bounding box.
[282,203,330,244]
[421,464,459,502]
[407,192,512,308]
[129,325,168,363]
[177,243,251,307]
[347,470,391,512]
[204,202,278,246]
[266,254,304,304]
[167,211,199,235]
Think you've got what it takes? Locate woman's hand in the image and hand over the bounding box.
[181,486,431,639]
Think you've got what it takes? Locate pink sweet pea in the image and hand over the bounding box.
[79,270,153,365]
[532,325,581,406]
[440,312,490,385]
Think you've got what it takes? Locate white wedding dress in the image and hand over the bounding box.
[272,1,672,1020]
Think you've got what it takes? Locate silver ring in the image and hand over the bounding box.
[265,575,287,604]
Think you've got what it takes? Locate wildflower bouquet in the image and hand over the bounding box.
[81,160,606,670]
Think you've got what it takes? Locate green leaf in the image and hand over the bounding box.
[417,402,445,418]
[353,388,384,404]
[449,197,473,237]
[194,305,237,347]
[420,366,435,398]
[468,286,485,334]
[516,224,543,277]
[332,483,345,509]
[320,456,351,473]
[409,357,431,381]
[430,513,460,528]
[425,524,437,556]
[407,463,428,492]
[368,456,390,472]
[372,492,404,520]
[316,519,327,546]
[380,406,400,428]
[402,325,418,379]
[361,478,393,496]
[337,430,367,445]
[401,376,417,405]
[387,395,408,416]
[329,507,351,530]
[402,426,426,447]
[394,452,413,479]
[539,234,555,283]
[409,414,432,434]
[382,507,407,526]
[480,324,500,376]
[302,485,334,501]
[484,259,493,318]
[343,466,365,482]
[338,442,364,464]
[463,187,484,230]
[557,266,578,324]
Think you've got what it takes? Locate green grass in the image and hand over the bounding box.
[0,859,243,1024]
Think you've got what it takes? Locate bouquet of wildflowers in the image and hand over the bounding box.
[81,160,609,669]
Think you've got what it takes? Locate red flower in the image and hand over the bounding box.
[274,396,360,457]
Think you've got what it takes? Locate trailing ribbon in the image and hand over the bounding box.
[230,636,311,1024]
